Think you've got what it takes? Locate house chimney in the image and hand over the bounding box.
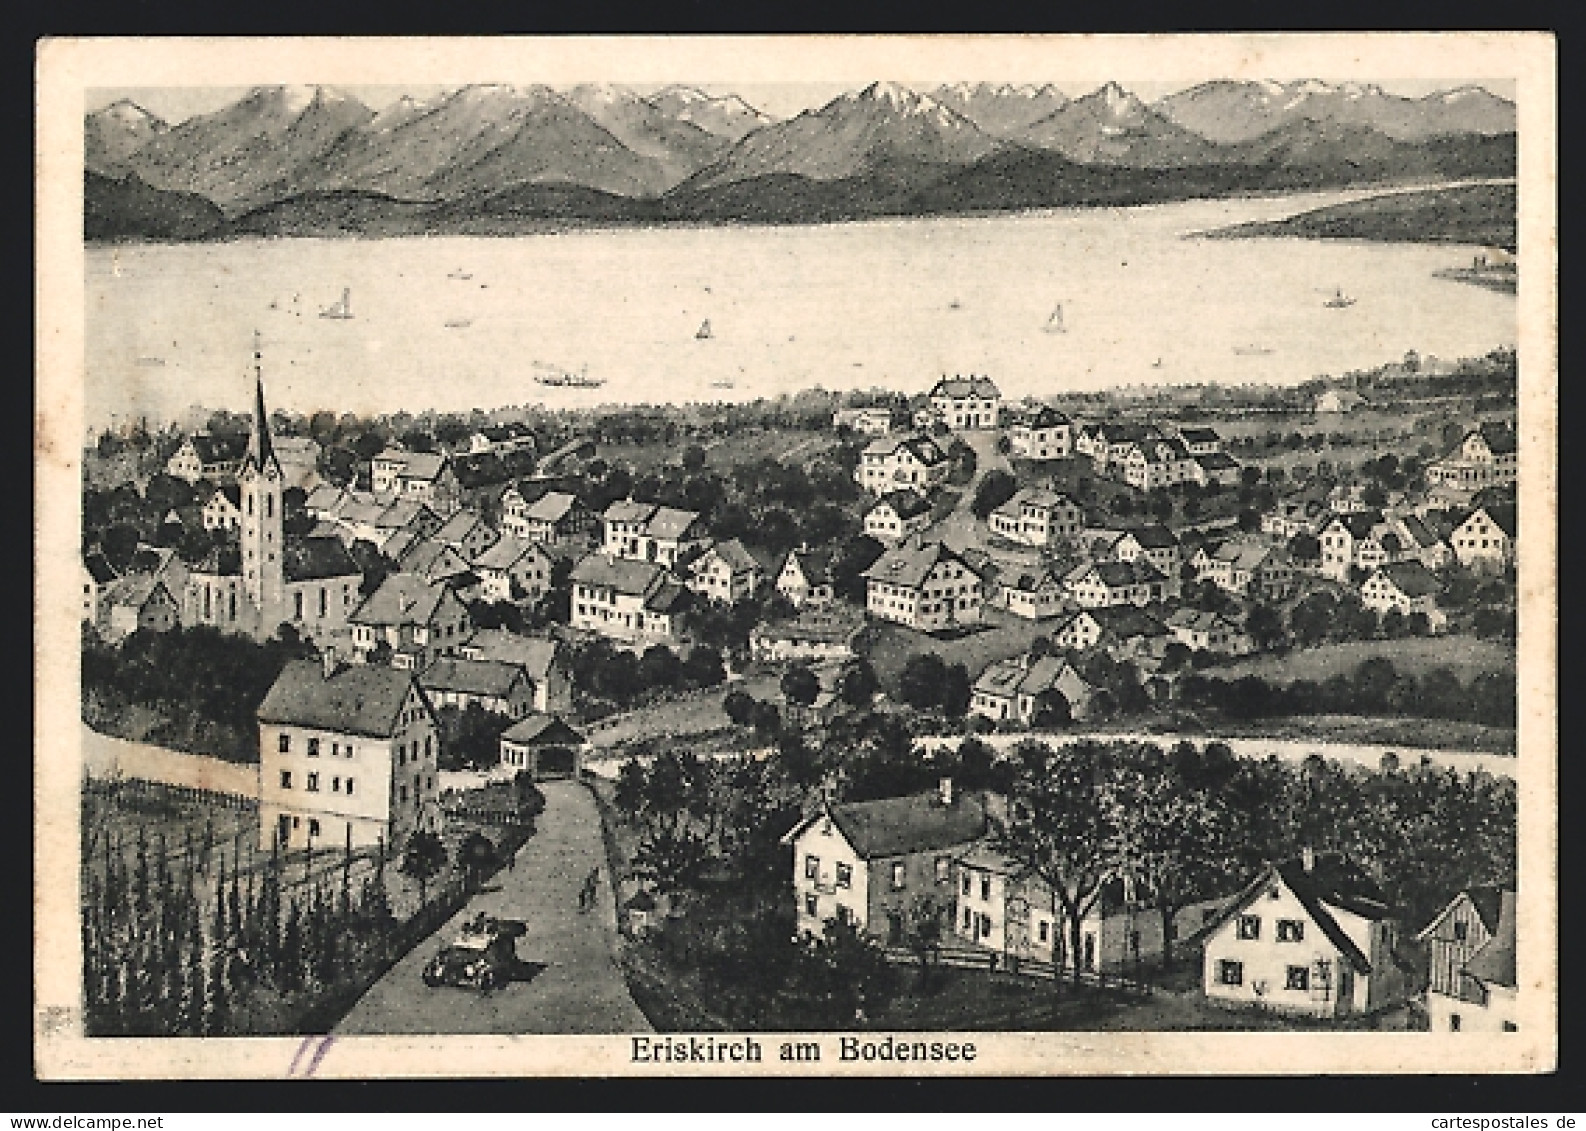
[321,645,338,680]
[1301,846,1315,873]
[938,776,954,807]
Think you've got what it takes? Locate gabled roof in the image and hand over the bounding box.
[646,506,703,541]
[474,535,544,572]
[461,628,561,679]
[789,790,995,859]
[644,576,689,614]
[500,714,586,747]
[1211,540,1284,571]
[862,541,976,590]
[305,483,347,512]
[284,536,362,583]
[350,572,453,627]
[1462,890,1516,989]
[604,498,656,523]
[1195,451,1240,471]
[1394,514,1443,550]
[1069,559,1164,588]
[375,499,433,531]
[900,435,948,467]
[782,547,835,586]
[394,450,448,482]
[257,659,420,738]
[102,574,174,611]
[1017,406,1070,430]
[419,657,526,699]
[1370,560,1441,599]
[84,551,119,586]
[1201,854,1393,975]
[380,528,420,563]
[398,539,472,581]
[995,486,1077,516]
[972,658,1025,698]
[1017,655,1083,698]
[1123,524,1179,550]
[1324,511,1385,540]
[523,490,580,523]
[1460,422,1518,456]
[434,509,491,546]
[1417,886,1506,940]
[189,432,248,466]
[1089,605,1169,639]
[1462,503,1517,539]
[1177,426,1221,444]
[930,376,1000,399]
[873,488,932,520]
[209,483,242,509]
[570,553,666,596]
[699,538,763,575]
[1003,568,1062,594]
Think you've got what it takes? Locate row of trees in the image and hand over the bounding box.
[565,638,727,718]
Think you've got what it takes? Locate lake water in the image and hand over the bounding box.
[84,182,1516,429]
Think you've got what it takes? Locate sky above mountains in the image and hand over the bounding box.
[87,79,1516,127]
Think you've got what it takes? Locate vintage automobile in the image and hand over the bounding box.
[421,913,527,992]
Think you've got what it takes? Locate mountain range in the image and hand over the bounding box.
[83,79,1516,239]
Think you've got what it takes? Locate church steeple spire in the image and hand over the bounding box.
[245,329,281,476]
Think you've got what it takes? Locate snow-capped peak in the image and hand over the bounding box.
[654,84,708,104]
[861,80,920,110]
[101,99,156,123]
[1095,81,1139,113]
[275,85,319,116]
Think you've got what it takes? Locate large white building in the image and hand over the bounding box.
[1008,406,1071,460]
[861,541,984,631]
[928,376,1002,431]
[855,433,950,495]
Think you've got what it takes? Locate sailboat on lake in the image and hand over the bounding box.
[1323,288,1356,309]
[319,288,353,320]
[695,319,713,340]
[1043,303,1066,333]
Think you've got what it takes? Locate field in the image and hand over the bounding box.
[1204,713,1517,755]
[1215,635,1514,683]
[582,673,782,751]
[866,607,1054,692]
[598,428,834,475]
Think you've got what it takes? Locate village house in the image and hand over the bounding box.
[165,433,248,483]
[855,433,951,495]
[464,422,537,456]
[775,546,836,608]
[1417,887,1506,1032]
[458,628,572,715]
[1008,406,1071,460]
[1392,513,1456,570]
[750,603,867,665]
[1062,559,1168,609]
[271,436,322,491]
[833,406,895,436]
[1190,451,1244,488]
[349,572,473,670]
[501,487,595,547]
[395,538,477,591]
[997,567,1068,621]
[1359,561,1448,632]
[1201,851,1413,1018]
[1050,605,1169,660]
[970,653,1098,725]
[570,553,689,646]
[1101,524,1183,582]
[951,845,1059,966]
[988,488,1084,548]
[1426,423,1518,497]
[1195,540,1296,600]
[1449,504,1517,572]
[1314,388,1367,414]
[601,499,708,567]
[1117,437,1198,492]
[1262,480,1336,539]
[257,652,441,852]
[781,779,998,944]
[1318,512,1394,582]
[432,509,499,563]
[202,484,244,531]
[82,551,118,624]
[98,574,181,642]
[1166,607,1254,656]
[861,540,984,632]
[498,715,587,780]
[928,376,1002,430]
[1173,425,1224,456]
[687,538,770,605]
[864,488,934,546]
[370,448,460,510]
[1421,889,1517,1033]
[418,656,538,719]
[472,535,557,604]
[1074,422,1163,472]
[451,448,542,512]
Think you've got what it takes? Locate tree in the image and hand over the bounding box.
[456,831,497,889]
[1245,602,1287,651]
[680,644,726,689]
[400,831,448,906]
[722,688,757,726]
[838,659,880,708]
[638,645,682,691]
[905,895,947,990]
[631,824,709,897]
[780,664,821,707]
[1288,532,1322,566]
[995,741,1115,985]
[681,444,708,473]
[898,653,948,711]
[970,469,1018,520]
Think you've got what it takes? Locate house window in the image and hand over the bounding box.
[307,737,320,757]
[804,894,818,917]
[980,876,992,902]
[346,778,354,795]
[307,818,319,837]
[279,770,292,789]
[1453,921,1469,942]
[961,874,971,896]
[1039,921,1050,944]
[306,773,319,792]
[1218,960,1243,986]
[891,862,906,891]
[1277,919,1305,943]
[400,786,408,802]
[935,856,950,883]
[1238,914,1261,940]
[294,592,304,620]
[804,855,819,881]
[1285,966,1310,991]
[278,734,291,753]
[836,863,853,889]
[332,777,340,792]
[1502,1021,1517,1032]
[963,907,972,931]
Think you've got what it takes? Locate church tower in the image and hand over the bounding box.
[239,332,286,638]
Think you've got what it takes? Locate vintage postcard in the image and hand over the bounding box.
[35,33,1556,1079]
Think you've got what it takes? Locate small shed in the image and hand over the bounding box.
[498,714,587,780]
